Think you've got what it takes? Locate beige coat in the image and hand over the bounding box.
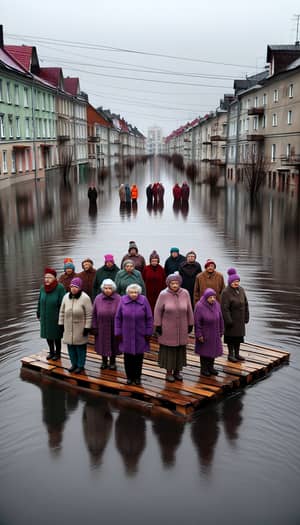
[193,270,225,304]
[59,291,92,345]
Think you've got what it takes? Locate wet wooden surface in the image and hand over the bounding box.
[21,336,290,418]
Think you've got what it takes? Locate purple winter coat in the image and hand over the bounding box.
[92,292,121,356]
[194,291,224,358]
[154,287,194,347]
[114,294,153,355]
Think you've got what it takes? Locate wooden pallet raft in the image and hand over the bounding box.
[20,336,289,418]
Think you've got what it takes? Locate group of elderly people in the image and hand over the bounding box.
[37,243,249,384]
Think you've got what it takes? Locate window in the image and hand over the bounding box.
[24,87,29,107]
[245,118,249,131]
[25,149,30,171]
[8,116,13,138]
[0,114,5,138]
[288,110,292,125]
[286,144,291,158]
[7,82,11,104]
[42,93,46,110]
[271,144,276,162]
[14,85,19,105]
[16,117,20,138]
[2,151,7,172]
[0,79,3,101]
[254,96,258,108]
[253,116,259,130]
[273,89,279,102]
[263,93,267,105]
[272,113,278,126]
[288,84,293,98]
[11,150,16,172]
[25,117,30,137]
[34,89,39,110]
[262,115,267,128]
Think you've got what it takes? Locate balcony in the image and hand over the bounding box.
[57,134,70,142]
[280,154,300,166]
[210,158,225,166]
[201,158,210,162]
[89,136,100,143]
[246,134,264,141]
[202,140,212,145]
[184,138,191,142]
[247,107,265,116]
[210,135,226,141]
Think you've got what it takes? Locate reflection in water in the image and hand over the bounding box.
[221,394,244,444]
[152,416,184,468]
[191,406,220,473]
[119,201,132,220]
[82,399,113,468]
[88,201,98,219]
[115,409,146,476]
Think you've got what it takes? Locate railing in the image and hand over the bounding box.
[247,107,265,116]
[246,134,264,141]
[89,136,100,142]
[280,154,300,165]
[210,158,225,165]
[57,135,70,142]
[210,135,226,141]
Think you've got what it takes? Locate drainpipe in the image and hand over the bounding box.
[30,78,38,180]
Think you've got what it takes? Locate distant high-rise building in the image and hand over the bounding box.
[147,126,163,154]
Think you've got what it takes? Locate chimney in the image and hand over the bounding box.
[0,25,4,48]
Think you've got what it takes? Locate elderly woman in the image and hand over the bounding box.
[194,288,224,376]
[115,259,146,296]
[115,284,153,385]
[154,273,194,382]
[142,250,166,313]
[37,267,66,361]
[59,277,93,374]
[221,268,249,363]
[58,258,78,292]
[91,279,121,370]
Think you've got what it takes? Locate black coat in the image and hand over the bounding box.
[164,254,186,276]
[221,285,249,337]
[179,261,202,304]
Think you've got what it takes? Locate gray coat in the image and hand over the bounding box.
[59,291,92,345]
[221,285,249,337]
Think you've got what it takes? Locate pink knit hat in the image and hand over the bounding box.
[104,254,114,263]
[70,277,83,289]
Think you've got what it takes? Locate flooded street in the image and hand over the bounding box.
[0,159,300,525]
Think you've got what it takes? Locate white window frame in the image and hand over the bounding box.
[2,150,8,172]
[273,89,279,102]
[11,150,16,172]
[272,113,278,127]
[25,117,30,138]
[263,93,267,106]
[14,85,19,105]
[0,79,3,101]
[286,143,291,158]
[8,116,13,138]
[288,84,293,98]
[0,114,5,138]
[16,116,20,138]
[271,144,276,162]
[24,87,29,108]
[287,110,292,125]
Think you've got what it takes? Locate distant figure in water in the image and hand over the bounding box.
[125,184,131,203]
[157,182,165,202]
[88,185,98,204]
[173,183,182,201]
[181,182,190,202]
[146,184,153,202]
[119,184,126,203]
[131,184,138,203]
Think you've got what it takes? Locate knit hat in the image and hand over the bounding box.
[166,272,182,286]
[149,250,160,262]
[200,288,217,305]
[70,277,83,289]
[123,259,135,269]
[64,257,73,264]
[186,250,197,258]
[128,240,138,251]
[104,254,115,263]
[64,262,75,271]
[227,267,240,285]
[204,259,216,269]
[44,267,57,277]
[81,258,94,268]
[170,247,179,254]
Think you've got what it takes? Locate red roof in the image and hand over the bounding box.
[64,77,79,96]
[87,104,111,128]
[119,118,129,133]
[0,48,28,74]
[4,45,34,71]
[39,67,63,88]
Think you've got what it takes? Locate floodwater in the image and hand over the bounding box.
[0,158,299,525]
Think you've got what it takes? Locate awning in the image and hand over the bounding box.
[13,144,30,150]
[39,144,54,148]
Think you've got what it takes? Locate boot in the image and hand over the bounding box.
[52,352,61,361]
[228,345,238,363]
[234,345,245,361]
[208,358,218,376]
[46,352,55,360]
[101,356,108,369]
[173,370,183,381]
[200,357,211,377]
[166,370,175,382]
[109,356,117,370]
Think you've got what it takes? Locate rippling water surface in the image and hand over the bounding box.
[0,160,299,525]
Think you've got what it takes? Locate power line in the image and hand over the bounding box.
[6,32,257,69]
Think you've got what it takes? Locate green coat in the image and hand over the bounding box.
[37,283,66,340]
[115,269,146,296]
[92,264,120,301]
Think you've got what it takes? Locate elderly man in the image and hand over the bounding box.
[193,259,225,304]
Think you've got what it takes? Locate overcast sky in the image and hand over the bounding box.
[2,0,300,136]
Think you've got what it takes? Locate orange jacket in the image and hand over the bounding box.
[131,185,138,199]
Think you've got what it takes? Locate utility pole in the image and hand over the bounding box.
[293,14,300,44]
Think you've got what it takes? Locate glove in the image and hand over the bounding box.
[145,335,151,342]
[188,325,193,333]
[155,326,162,336]
[37,312,40,320]
[82,327,89,336]
[198,336,204,343]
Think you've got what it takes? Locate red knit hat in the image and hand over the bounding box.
[64,257,73,264]
[204,259,216,269]
[44,267,57,277]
